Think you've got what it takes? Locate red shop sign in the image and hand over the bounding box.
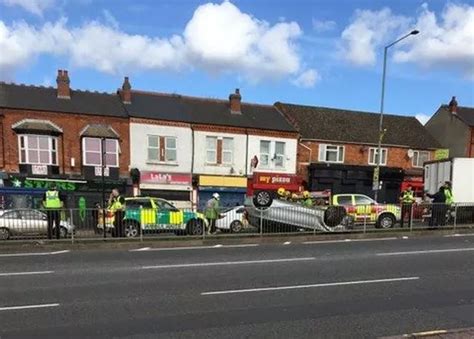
[252,172,302,191]
[140,171,192,186]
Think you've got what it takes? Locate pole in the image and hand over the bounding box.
[101,138,106,240]
[374,47,388,203]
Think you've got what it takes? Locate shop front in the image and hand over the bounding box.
[197,175,247,210]
[402,169,424,198]
[139,171,192,209]
[247,172,303,197]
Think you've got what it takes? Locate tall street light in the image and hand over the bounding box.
[373,29,419,202]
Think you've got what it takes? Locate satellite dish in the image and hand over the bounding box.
[407,149,414,158]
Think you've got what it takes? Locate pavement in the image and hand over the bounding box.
[0,234,473,338]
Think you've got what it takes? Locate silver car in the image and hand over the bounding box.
[0,209,75,240]
[245,192,352,232]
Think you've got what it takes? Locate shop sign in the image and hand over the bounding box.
[199,175,247,188]
[31,165,48,175]
[9,178,78,191]
[434,149,449,160]
[140,171,192,186]
[95,166,109,177]
[254,173,297,186]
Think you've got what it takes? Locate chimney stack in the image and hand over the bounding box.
[56,69,70,99]
[448,96,458,115]
[229,88,241,114]
[120,76,132,104]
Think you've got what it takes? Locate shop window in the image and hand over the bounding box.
[83,137,118,167]
[206,136,217,164]
[18,135,58,165]
[368,147,388,166]
[260,140,271,167]
[412,150,430,168]
[319,144,344,163]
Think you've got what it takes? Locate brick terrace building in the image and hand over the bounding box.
[425,97,474,158]
[276,102,441,203]
[0,70,130,211]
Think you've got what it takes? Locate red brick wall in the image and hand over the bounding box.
[0,109,130,176]
[297,140,435,178]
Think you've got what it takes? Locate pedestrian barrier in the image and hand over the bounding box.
[0,203,473,242]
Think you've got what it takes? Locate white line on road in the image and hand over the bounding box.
[0,303,60,312]
[142,257,315,269]
[0,271,53,277]
[284,241,291,245]
[130,244,259,252]
[303,237,398,245]
[0,250,70,258]
[444,233,474,237]
[377,247,474,256]
[201,276,420,295]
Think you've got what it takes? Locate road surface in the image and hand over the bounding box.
[1,234,473,338]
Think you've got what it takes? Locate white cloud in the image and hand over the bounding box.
[416,113,431,125]
[340,8,409,66]
[0,1,309,84]
[312,19,336,32]
[340,2,474,79]
[393,3,474,79]
[102,9,119,30]
[0,0,55,16]
[292,69,320,88]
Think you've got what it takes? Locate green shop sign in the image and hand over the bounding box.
[10,178,80,191]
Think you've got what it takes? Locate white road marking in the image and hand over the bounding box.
[132,244,258,252]
[444,233,474,237]
[0,250,70,258]
[142,257,315,269]
[402,236,409,239]
[201,276,420,295]
[303,237,397,245]
[0,303,60,312]
[377,247,474,256]
[283,241,291,245]
[0,271,53,277]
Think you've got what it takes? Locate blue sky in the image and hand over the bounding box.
[0,0,473,124]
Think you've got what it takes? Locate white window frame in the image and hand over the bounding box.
[147,135,160,162]
[319,144,344,163]
[164,137,177,162]
[412,150,430,168]
[206,136,217,164]
[82,137,119,167]
[18,134,58,165]
[222,137,233,165]
[368,147,388,166]
[274,141,286,168]
[259,140,271,168]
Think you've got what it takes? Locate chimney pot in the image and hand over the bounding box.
[120,76,132,104]
[56,69,70,99]
[448,96,458,115]
[229,88,242,114]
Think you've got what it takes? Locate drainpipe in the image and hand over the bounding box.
[245,129,249,176]
[191,125,196,210]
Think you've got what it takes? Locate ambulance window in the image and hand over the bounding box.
[354,195,374,206]
[337,196,352,205]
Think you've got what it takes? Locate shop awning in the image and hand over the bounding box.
[12,119,63,135]
[80,124,119,139]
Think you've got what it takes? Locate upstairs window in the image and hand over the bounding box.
[222,137,233,164]
[368,148,388,166]
[147,136,177,162]
[206,136,217,164]
[319,144,344,163]
[412,150,430,168]
[83,137,119,167]
[274,142,285,168]
[259,140,271,167]
[18,135,58,165]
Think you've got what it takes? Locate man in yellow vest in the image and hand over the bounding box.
[108,188,125,237]
[399,185,415,228]
[444,181,454,205]
[43,183,64,239]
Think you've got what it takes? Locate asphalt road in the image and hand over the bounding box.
[1,234,473,338]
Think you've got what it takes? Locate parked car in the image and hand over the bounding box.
[246,191,352,232]
[0,209,75,240]
[97,197,208,237]
[332,194,401,228]
[216,206,249,233]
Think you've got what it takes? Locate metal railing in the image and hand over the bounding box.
[0,203,472,242]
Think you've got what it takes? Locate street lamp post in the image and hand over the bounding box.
[373,30,419,202]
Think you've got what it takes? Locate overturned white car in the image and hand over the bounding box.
[245,191,353,232]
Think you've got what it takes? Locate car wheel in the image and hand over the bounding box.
[187,219,203,236]
[0,227,10,240]
[230,220,243,233]
[376,213,395,229]
[323,206,346,227]
[124,221,140,238]
[253,190,273,209]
